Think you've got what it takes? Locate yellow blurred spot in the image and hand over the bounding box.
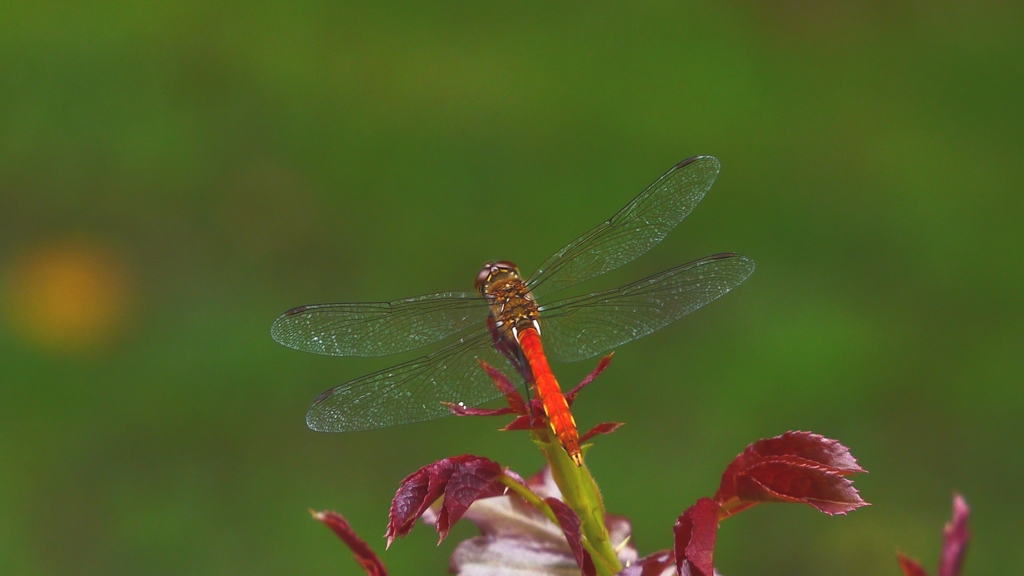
[4,242,132,353]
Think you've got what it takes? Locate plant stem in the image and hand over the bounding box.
[533,430,622,575]
[499,475,614,573]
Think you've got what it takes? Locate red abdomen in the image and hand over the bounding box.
[516,327,582,466]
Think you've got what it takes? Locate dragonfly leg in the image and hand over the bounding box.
[522,377,535,422]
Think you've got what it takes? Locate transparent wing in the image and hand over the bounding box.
[271,292,487,357]
[539,253,755,362]
[527,156,721,297]
[305,328,518,432]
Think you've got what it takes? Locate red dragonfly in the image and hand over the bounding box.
[272,156,754,466]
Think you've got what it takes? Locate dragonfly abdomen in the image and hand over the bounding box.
[517,326,582,466]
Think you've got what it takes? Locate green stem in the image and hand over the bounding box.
[532,430,622,576]
[499,474,558,523]
[499,472,618,576]
[495,471,606,561]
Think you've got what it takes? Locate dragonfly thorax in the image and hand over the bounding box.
[477,261,540,342]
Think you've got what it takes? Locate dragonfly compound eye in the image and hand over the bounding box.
[492,261,519,274]
[475,264,494,292]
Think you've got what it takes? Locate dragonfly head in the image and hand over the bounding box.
[475,261,521,296]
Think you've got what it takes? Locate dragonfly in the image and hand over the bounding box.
[272,156,754,466]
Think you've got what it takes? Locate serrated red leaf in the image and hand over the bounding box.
[897,554,929,576]
[716,432,867,516]
[545,497,597,576]
[579,421,623,443]
[617,550,675,576]
[565,353,614,405]
[732,457,866,514]
[313,510,388,576]
[673,498,720,576]
[940,494,970,576]
[386,459,458,546]
[435,459,505,542]
[749,432,864,473]
[717,432,864,503]
[386,455,503,547]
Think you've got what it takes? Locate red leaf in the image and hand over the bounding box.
[545,497,596,576]
[617,550,675,576]
[717,431,864,502]
[312,510,388,576]
[732,456,867,515]
[435,459,505,542]
[579,422,624,443]
[894,494,971,576]
[565,353,614,405]
[716,432,867,516]
[499,397,552,431]
[749,431,864,473]
[940,494,970,576]
[386,455,503,547]
[673,498,720,576]
[897,554,930,576]
[528,397,549,429]
[478,360,528,414]
[386,458,459,545]
[502,414,534,431]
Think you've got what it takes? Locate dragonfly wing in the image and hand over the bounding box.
[527,156,721,297]
[271,291,487,357]
[540,253,755,363]
[306,328,517,432]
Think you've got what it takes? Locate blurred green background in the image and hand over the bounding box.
[1,2,1021,575]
